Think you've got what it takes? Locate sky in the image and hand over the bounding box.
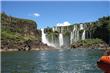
[1,1,110,29]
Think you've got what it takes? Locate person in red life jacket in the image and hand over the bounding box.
[97,50,110,73]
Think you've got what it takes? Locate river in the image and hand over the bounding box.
[1,48,104,73]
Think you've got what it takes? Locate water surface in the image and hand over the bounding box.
[2,48,104,73]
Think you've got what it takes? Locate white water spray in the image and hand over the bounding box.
[41,29,48,44]
[41,29,56,47]
[70,25,79,44]
[82,30,85,40]
[59,33,63,47]
[70,31,73,44]
[80,24,84,30]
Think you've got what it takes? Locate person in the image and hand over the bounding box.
[97,50,110,73]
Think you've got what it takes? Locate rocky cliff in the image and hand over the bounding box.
[1,12,42,51]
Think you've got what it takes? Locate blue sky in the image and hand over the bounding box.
[1,1,110,29]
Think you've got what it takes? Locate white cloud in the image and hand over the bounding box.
[56,21,71,26]
[33,13,40,17]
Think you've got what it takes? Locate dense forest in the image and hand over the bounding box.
[93,16,110,45]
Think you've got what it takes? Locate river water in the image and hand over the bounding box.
[1,48,104,73]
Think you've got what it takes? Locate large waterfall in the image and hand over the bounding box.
[59,33,63,47]
[42,23,92,48]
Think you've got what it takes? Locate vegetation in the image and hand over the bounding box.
[44,16,110,48]
[71,38,108,48]
[1,12,41,41]
[1,12,41,50]
[93,16,110,45]
[71,16,110,48]
[2,12,109,50]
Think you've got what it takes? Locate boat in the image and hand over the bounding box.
[97,56,110,73]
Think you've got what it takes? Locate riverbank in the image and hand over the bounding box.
[1,45,110,52]
[1,39,58,52]
[0,46,58,52]
[0,47,57,52]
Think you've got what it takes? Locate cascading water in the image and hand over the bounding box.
[41,23,93,48]
[74,25,78,42]
[41,29,48,44]
[74,30,77,42]
[82,30,85,40]
[70,31,73,44]
[80,24,85,40]
[70,25,78,44]
[59,33,63,47]
[52,28,55,32]
[80,24,84,30]
[77,30,79,41]
[41,29,56,47]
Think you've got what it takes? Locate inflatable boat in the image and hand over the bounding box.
[97,56,110,73]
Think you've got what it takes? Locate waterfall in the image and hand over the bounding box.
[80,24,85,40]
[80,24,83,30]
[59,33,63,47]
[61,27,63,33]
[74,25,78,42]
[77,30,79,41]
[70,25,79,44]
[52,28,55,32]
[82,30,85,40]
[74,30,77,42]
[41,29,56,47]
[41,29,49,44]
[70,31,73,44]
[40,22,95,49]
